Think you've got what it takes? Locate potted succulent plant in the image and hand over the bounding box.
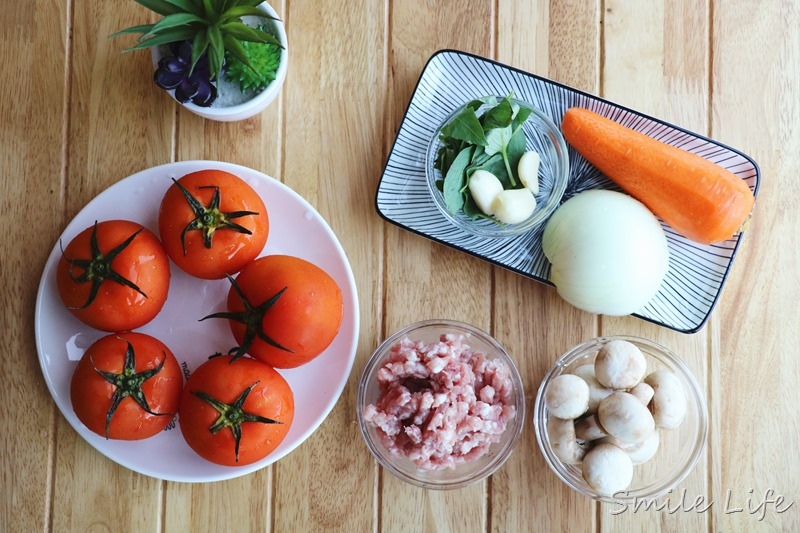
[112,0,288,122]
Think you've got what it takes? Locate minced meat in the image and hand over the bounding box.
[363,333,516,471]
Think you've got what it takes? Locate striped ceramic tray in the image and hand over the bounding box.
[375,50,760,333]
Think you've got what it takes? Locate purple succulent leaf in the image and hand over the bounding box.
[154,68,187,90]
[174,79,199,103]
[167,41,183,56]
[191,81,217,107]
[162,56,189,72]
[177,40,194,62]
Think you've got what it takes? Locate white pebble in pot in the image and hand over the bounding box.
[595,339,647,389]
[544,374,590,419]
[582,443,634,496]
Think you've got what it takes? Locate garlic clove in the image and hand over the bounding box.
[468,170,504,215]
[518,151,541,194]
[491,188,537,224]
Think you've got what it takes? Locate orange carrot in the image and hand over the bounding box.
[561,107,755,245]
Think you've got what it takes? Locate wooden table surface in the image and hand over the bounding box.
[3,1,798,531]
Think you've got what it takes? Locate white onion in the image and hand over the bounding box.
[542,190,669,316]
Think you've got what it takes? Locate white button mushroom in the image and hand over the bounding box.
[597,391,655,444]
[600,430,660,465]
[467,170,504,215]
[547,416,591,465]
[582,443,634,496]
[572,364,614,414]
[517,151,541,194]
[490,188,537,224]
[645,370,687,429]
[544,374,590,420]
[594,340,647,390]
[629,381,655,406]
[575,413,607,441]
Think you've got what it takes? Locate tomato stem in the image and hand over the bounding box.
[59,221,148,310]
[90,339,173,439]
[191,381,281,462]
[171,178,259,254]
[200,274,293,362]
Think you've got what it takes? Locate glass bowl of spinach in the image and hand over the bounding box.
[425,95,569,238]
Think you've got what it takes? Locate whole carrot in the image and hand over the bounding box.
[561,107,754,245]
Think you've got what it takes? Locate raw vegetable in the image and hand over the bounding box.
[57,220,171,332]
[179,354,294,466]
[542,189,669,316]
[203,255,344,368]
[159,169,269,280]
[434,93,535,224]
[518,151,541,194]
[468,170,504,215]
[561,107,755,245]
[70,332,183,440]
[491,188,536,224]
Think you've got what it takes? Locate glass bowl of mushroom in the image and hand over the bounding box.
[532,336,708,504]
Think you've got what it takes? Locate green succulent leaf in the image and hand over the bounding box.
[202,0,216,19]
[191,31,210,73]
[220,22,281,47]
[163,0,205,16]
[144,13,208,38]
[122,26,198,52]
[222,34,255,71]
[134,0,184,16]
[109,24,156,39]
[238,0,267,7]
[221,6,279,22]
[207,25,225,80]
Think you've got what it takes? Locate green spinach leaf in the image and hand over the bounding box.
[482,97,514,130]
[442,146,474,214]
[440,108,487,147]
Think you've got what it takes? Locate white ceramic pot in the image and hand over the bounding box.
[150,1,288,122]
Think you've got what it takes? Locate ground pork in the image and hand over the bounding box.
[363,333,516,471]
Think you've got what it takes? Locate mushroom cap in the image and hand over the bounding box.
[645,370,687,429]
[582,443,634,496]
[629,382,655,406]
[594,340,647,389]
[545,374,590,419]
[597,391,655,444]
[600,430,660,465]
[572,364,613,414]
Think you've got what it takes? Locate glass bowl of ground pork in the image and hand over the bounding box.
[357,319,525,489]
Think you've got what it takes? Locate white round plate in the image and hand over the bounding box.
[34,161,360,482]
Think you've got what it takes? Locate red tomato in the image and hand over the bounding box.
[70,332,183,440]
[178,355,294,466]
[57,220,170,332]
[206,255,344,369]
[158,169,269,279]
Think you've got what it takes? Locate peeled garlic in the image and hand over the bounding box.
[518,151,541,194]
[468,170,504,215]
[491,188,537,224]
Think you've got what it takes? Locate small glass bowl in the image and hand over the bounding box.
[533,336,708,504]
[425,97,569,238]
[356,319,525,490]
